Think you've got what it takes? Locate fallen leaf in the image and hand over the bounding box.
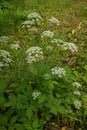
[61,126,67,130]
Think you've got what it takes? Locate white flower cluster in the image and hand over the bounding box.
[26,46,44,64]
[74,100,81,109]
[51,67,66,78]
[63,42,78,52]
[10,44,20,50]
[0,36,10,44]
[73,91,81,96]
[41,30,54,38]
[72,82,81,88]
[27,12,42,21]
[49,16,60,26]
[50,39,64,44]
[46,45,53,52]
[21,12,42,28]
[0,49,13,69]
[32,91,41,100]
[21,20,35,28]
[50,38,78,53]
[44,73,51,80]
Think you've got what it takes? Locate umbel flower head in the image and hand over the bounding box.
[63,42,78,52]
[51,67,66,78]
[27,12,42,21]
[72,82,81,88]
[32,90,41,100]
[26,46,44,64]
[41,30,54,38]
[74,100,81,109]
[0,36,10,44]
[73,91,81,96]
[49,16,60,26]
[21,20,35,28]
[0,49,13,68]
[10,44,20,50]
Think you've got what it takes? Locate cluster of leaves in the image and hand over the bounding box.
[0,10,84,130]
[0,0,87,130]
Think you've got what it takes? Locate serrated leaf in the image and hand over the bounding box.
[23,121,33,130]
[14,123,24,130]
[32,120,40,128]
[50,105,57,115]
[38,95,46,104]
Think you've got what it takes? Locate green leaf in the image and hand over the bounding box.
[50,105,57,115]
[26,107,33,119]
[10,115,18,125]
[38,94,46,104]
[32,120,40,128]
[0,79,7,93]
[57,105,66,114]
[0,114,8,126]
[8,125,14,130]
[14,123,24,130]
[84,65,87,71]
[0,126,6,130]
[0,94,5,106]
[23,119,33,130]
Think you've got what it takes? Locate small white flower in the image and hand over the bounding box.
[41,30,54,38]
[0,36,10,44]
[32,91,41,100]
[0,62,4,67]
[27,12,42,21]
[50,39,58,44]
[0,49,10,58]
[73,91,81,96]
[74,100,81,109]
[46,45,53,51]
[57,39,65,44]
[63,42,78,53]
[51,67,66,77]
[10,44,20,50]
[3,57,13,64]
[44,74,51,80]
[49,16,60,25]
[26,46,44,64]
[72,82,81,88]
[0,49,13,66]
[21,20,35,28]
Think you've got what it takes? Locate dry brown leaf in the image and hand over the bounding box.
[61,126,67,130]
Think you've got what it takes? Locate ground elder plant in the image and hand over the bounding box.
[0,11,83,130]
